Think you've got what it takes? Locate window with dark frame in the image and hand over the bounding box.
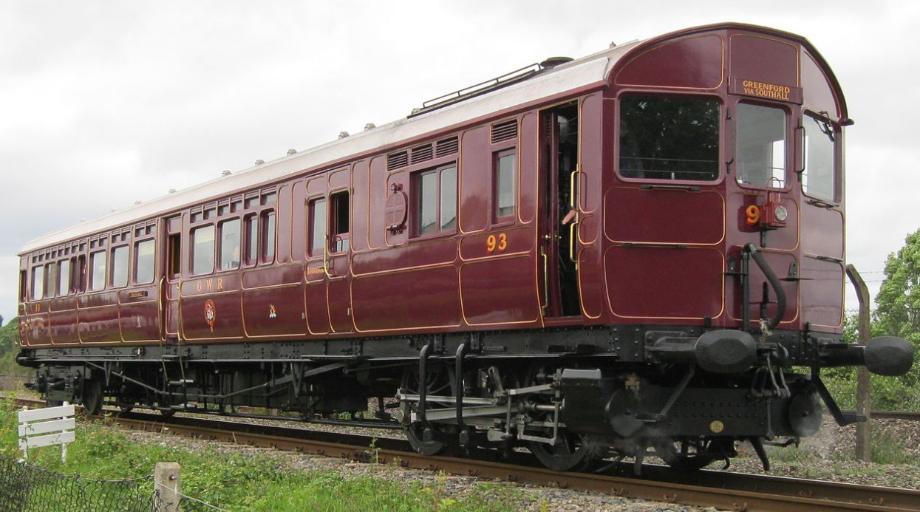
[135,239,155,284]
[414,164,457,237]
[330,191,350,253]
[244,214,258,265]
[19,270,27,302]
[75,255,86,292]
[167,234,181,279]
[44,263,56,299]
[618,94,720,181]
[309,198,327,257]
[260,210,275,263]
[493,152,515,221]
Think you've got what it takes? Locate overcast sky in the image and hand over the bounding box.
[1,1,917,324]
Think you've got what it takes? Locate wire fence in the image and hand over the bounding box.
[0,455,224,512]
[154,483,226,512]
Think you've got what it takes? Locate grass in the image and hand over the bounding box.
[0,399,525,511]
[870,430,916,466]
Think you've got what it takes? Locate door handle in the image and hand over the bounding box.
[568,167,581,267]
[540,249,549,311]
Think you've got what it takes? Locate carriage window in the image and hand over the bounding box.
[219,218,241,270]
[415,164,457,236]
[20,270,28,302]
[261,211,275,263]
[243,214,257,264]
[494,152,515,219]
[135,239,155,284]
[619,94,719,181]
[75,255,86,291]
[330,191,349,253]
[167,235,180,279]
[736,103,786,188]
[90,250,106,291]
[111,245,129,288]
[32,266,44,300]
[192,225,215,275]
[58,259,70,296]
[802,114,836,202]
[45,263,57,298]
[440,166,457,230]
[309,199,327,256]
[417,170,438,235]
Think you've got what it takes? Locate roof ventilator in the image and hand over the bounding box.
[491,120,518,143]
[387,151,409,171]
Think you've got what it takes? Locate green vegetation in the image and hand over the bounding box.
[0,399,524,511]
[824,228,920,411]
[0,317,26,375]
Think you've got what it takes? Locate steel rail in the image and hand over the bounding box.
[6,396,920,511]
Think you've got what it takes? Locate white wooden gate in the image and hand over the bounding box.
[18,402,76,463]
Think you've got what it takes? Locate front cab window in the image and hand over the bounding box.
[802,113,837,202]
[619,94,720,181]
[736,103,787,189]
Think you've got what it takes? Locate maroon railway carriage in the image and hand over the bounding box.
[16,23,912,472]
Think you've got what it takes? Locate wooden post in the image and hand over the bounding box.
[20,406,28,461]
[61,401,69,464]
[845,264,872,461]
[154,462,181,512]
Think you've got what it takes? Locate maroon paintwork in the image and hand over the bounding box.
[18,23,848,349]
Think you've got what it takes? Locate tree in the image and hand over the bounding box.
[0,317,18,357]
[874,228,920,385]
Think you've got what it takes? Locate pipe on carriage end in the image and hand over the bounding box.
[819,336,915,376]
[744,243,786,330]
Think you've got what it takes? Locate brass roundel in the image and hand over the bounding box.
[709,420,725,434]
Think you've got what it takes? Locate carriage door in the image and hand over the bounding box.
[163,215,182,339]
[304,167,353,334]
[539,102,582,317]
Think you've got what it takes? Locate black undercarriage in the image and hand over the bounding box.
[17,324,908,473]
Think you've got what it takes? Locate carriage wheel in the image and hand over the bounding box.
[528,433,606,472]
[652,437,720,471]
[81,378,104,415]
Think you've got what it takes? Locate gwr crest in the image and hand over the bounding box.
[204,299,216,332]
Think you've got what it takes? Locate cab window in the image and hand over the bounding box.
[802,114,837,202]
[619,94,719,181]
[736,103,786,189]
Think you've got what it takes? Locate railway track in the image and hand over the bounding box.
[6,396,920,511]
